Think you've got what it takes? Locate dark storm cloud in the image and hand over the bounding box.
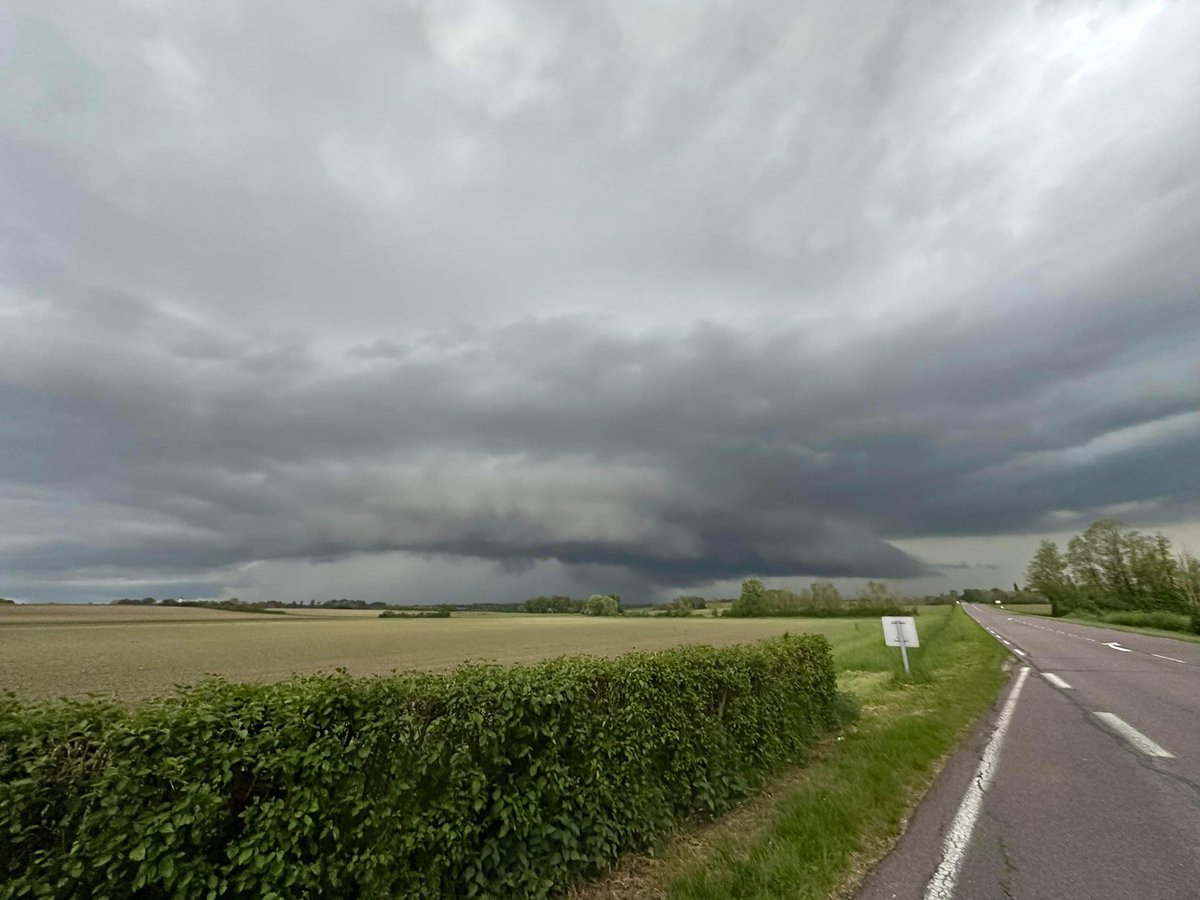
[2,0,1199,601]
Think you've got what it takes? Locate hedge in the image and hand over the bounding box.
[0,635,839,899]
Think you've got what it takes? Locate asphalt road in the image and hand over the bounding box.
[857,603,1200,900]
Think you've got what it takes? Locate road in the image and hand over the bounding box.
[857,603,1200,900]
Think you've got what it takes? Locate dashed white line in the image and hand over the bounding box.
[1012,648,1026,656]
[1042,672,1073,689]
[924,667,1030,900]
[1152,653,1185,664]
[1092,712,1175,758]
[1103,642,1132,652]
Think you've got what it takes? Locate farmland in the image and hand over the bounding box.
[0,604,875,701]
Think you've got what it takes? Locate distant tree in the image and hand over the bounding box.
[520,595,582,613]
[1026,540,1074,614]
[858,581,899,607]
[730,578,767,617]
[1179,551,1200,612]
[810,581,842,609]
[664,596,694,617]
[0,598,13,605]
[582,594,620,616]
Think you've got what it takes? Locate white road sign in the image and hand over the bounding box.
[882,615,919,675]
[882,616,919,647]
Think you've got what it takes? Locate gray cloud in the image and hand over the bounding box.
[2,0,1199,602]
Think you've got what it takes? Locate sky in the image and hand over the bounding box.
[2,0,1199,605]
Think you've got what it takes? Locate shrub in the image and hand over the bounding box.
[1092,610,1194,633]
[581,594,620,616]
[0,636,840,899]
[379,608,451,619]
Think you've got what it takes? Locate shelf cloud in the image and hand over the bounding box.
[2,0,1199,602]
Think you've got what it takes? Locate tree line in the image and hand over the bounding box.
[727,578,916,618]
[1025,519,1200,625]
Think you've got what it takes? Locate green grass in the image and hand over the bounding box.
[1001,602,1053,616]
[573,605,1008,900]
[1004,604,1200,644]
[1057,614,1200,644]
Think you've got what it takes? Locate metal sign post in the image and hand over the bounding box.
[881,616,919,675]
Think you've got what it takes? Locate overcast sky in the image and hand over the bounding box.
[2,0,1199,605]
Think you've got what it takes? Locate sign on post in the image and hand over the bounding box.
[881,616,919,675]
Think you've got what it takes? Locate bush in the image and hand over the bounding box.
[581,594,620,616]
[0,636,840,899]
[1082,609,1196,634]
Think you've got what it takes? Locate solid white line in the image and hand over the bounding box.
[1043,672,1072,689]
[1152,653,1185,664]
[1093,712,1175,758]
[924,667,1030,900]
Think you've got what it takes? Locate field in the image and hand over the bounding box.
[1,604,874,701]
[1,604,1009,898]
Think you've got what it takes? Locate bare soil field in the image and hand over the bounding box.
[0,605,866,701]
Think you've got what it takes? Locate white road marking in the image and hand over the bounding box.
[1012,648,1026,656]
[1042,672,1072,689]
[1092,713,1175,758]
[924,667,1030,900]
[1153,653,1185,664]
[1104,642,1132,652]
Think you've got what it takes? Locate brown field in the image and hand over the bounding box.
[0,605,863,702]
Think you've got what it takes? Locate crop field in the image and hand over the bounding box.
[0,604,885,701]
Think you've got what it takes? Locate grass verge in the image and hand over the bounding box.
[1003,605,1200,644]
[571,605,1009,900]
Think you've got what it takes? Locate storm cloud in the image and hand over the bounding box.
[2,0,1198,603]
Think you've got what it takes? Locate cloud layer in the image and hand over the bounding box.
[2,0,1199,602]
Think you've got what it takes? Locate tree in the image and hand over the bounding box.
[664,596,694,617]
[730,578,767,617]
[582,594,620,616]
[810,581,842,610]
[858,581,899,607]
[1178,551,1200,612]
[1026,540,1074,615]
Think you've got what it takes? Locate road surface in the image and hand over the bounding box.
[857,603,1200,900]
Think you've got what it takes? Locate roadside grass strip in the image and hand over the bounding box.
[574,605,1010,900]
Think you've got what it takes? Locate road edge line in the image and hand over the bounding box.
[923,666,1030,900]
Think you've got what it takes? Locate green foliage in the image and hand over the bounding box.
[1024,520,1200,617]
[379,608,451,619]
[0,598,13,605]
[0,637,839,899]
[581,595,621,617]
[665,607,1007,900]
[519,595,583,614]
[661,597,697,617]
[728,579,768,617]
[728,579,914,618]
[1073,609,1195,634]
